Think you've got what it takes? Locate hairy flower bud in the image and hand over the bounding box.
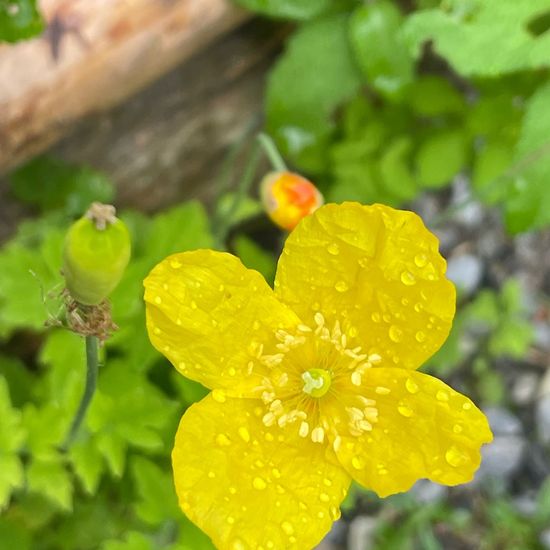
[260,171,324,231]
[63,203,131,305]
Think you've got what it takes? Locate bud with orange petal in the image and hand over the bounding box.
[260,171,324,231]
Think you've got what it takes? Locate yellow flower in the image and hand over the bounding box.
[144,202,492,550]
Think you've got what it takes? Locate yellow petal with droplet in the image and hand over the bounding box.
[173,395,351,549]
[274,203,456,369]
[331,368,492,497]
[144,250,300,395]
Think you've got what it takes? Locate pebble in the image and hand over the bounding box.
[535,394,550,445]
[410,479,447,504]
[347,516,378,550]
[541,529,550,550]
[511,373,540,406]
[446,254,483,296]
[484,407,523,436]
[474,435,526,485]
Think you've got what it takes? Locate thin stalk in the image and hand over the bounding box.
[62,335,99,451]
[257,133,287,172]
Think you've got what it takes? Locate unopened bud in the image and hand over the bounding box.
[260,171,323,231]
[63,203,131,306]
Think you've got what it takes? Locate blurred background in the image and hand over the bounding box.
[1,0,550,549]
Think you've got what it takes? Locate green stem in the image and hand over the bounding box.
[257,133,287,172]
[62,335,99,451]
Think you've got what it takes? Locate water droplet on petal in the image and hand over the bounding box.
[436,390,449,402]
[453,424,463,434]
[231,538,247,550]
[462,402,472,410]
[400,271,416,286]
[335,280,348,292]
[389,325,403,343]
[445,445,469,467]
[281,521,294,535]
[253,477,267,490]
[351,456,365,470]
[397,402,413,417]
[272,468,281,479]
[319,493,330,502]
[216,433,231,446]
[405,378,419,394]
[414,253,428,267]
[328,243,340,255]
[415,331,426,342]
[371,312,381,323]
[227,516,235,525]
[329,506,341,520]
[238,427,250,442]
[212,389,226,403]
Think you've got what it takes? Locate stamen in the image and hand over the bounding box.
[311,427,325,443]
[299,421,309,438]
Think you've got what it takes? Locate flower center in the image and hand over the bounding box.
[302,368,331,398]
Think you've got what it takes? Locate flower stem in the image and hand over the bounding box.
[61,335,99,451]
[257,133,287,172]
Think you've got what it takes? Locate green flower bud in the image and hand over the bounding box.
[63,203,131,306]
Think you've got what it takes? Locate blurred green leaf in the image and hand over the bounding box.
[503,80,550,233]
[266,14,362,172]
[416,130,468,188]
[0,0,43,42]
[11,156,115,216]
[472,140,514,203]
[349,1,414,98]
[406,76,465,117]
[69,437,104,494]
[0,377,25,510]
[233,0,336,20]
[232,235,276,284]
[0,518,31,550]
[102,532,154,550]
[404,1,550,77]
[27,456,73,511]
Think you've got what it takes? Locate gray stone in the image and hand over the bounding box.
[534,321,550,351]
[410,479,447,504]
[512,491,538,517]
[511,373,540,406]
[484,406,523,436]
[540,529,550,550]
[474,435,526,485]
[347,516,378,550]
[446,254,483,296]
[536,394,550,445]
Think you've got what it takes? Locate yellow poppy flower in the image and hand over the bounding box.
[144,202,492,550]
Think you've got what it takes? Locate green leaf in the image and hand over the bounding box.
[131,457,180,525]
[472,140,514,203]
[0,224,64,336]
[416,130,468,188]
[406,76,465,117]
[404,1,550,77]
[69,437,104,494]
[102,532,154,550]
[378,137,417,202]
[0,377,25,510]
[503,80,550,233]
[232,0,336,20]
[349,1,414,98]
[27,456,73,511]
[266,14,362,172]
[0,0,43,43]
[11,156,115,216]
[232,235,276,284]
[0,518,31,550]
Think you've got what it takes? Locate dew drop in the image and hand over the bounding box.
[405,378,419,394]
[414,302,423,313]
[228,367,237,376]
[207,471,216,479]
[231,538,247,550]
[272,468,281,479]
[238,427,251,442]
[371,312,381,323]
[462,402,472,410]
[351,456,365,470]
[154,296,162,304]
[229,486,237,494]
[317,511,325,519]
[329,506,341,521]
[253,477,267,490]
[153,327,161,335]
[216,433,231,446]
[328,243,340,255]
[227,516,235,525]
[389,325,403,343]
[212,389,226,403]
[319,493,330,502]
[414,253,428,267]
[436,390,449,402]
[453,424,463,434]
[400,271,416,286]
[445,445,469,467]
[335,280,348,293]
[323,478,332,487]
[190,300,197,309]
[415,331,426,343]
[281,521,294,535]
[397,402,413,417]
[375,386,391,395]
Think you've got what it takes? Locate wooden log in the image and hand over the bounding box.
[0,0,249,172]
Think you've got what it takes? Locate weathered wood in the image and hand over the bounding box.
[0,0,249,171]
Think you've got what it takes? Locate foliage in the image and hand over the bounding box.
[0,0,43,42]
[0,162,220,549]
[253,0,550,233]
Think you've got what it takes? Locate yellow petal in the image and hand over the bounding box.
[275,202,456,369]
[173,395,351,550]
[330,368,492,497]
[144,250,300,395]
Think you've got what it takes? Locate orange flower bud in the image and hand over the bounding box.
[260,171,324,231]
